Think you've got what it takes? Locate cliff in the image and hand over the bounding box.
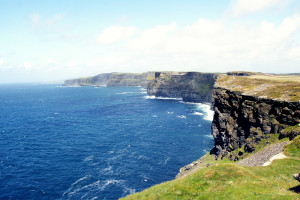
[63,72,155,87]
[147,72,218,103]
[212,74,300,160]
[122,72,300,199]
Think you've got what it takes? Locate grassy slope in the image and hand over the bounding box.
[215,74,300,102]
[121,136,300,200]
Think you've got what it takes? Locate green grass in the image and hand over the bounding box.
[215,74,300,102]
[121,136,300,200]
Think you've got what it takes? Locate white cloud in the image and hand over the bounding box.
[128,22,177,50]
[0,58,3,66]
[97,26,137,44]
[228,0,288,17]
[23,61,34,70]
[91,14,300,73]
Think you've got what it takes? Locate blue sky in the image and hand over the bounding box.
[0,0,300,83]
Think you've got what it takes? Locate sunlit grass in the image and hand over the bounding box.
[215,74,300,102]
[121,136,300,200]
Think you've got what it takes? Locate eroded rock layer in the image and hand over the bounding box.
[63,72,155,87]
[147,72,218,103]
[212,87,300,160]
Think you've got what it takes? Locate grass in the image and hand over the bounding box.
[215,74,300,102]
[121,136,300,200]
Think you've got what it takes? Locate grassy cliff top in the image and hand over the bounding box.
[215,74,300,102]
[121,136,300,200]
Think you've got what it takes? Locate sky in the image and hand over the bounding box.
[0,0,300,83]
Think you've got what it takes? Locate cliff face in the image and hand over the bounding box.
[63,72,155,87]
[212,87,300,160]
[147,72,218,103]
[107,73,151,87]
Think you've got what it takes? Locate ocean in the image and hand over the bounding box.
[0,84,214,200]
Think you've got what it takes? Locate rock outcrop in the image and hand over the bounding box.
[63,72,155,87]
[147,72,218,103]
[211,87,300,160]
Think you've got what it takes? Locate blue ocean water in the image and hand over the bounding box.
[0,84,214,200]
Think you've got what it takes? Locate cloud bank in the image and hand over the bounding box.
[89,14,300,73]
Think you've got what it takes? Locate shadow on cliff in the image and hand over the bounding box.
[289,185,300,194]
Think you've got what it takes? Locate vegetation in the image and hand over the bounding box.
[215,74,300,102]
[121,136,300,200]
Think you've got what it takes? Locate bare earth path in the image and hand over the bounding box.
[237,141,290,167]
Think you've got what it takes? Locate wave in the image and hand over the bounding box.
[180,101,214,121]
[70,175,90,187]
[164,157,170,165]
[83,155,94,162]
[177,115,187,119]
[116,92,136,95]
[100,166,113,175]
[191,112,203,116]
[64,178,126,199]
[204,134,213,139]
[167,111,173,114]
[144,96,183,100]
[197,104,214,121]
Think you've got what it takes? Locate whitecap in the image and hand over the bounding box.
[145,96,182,100]
[167,111,173,114]
[83,155,94,162]
[140,92,147,94]
[144,95,155,99]
[137,155,149,160]
[123,185,136,195]
[177,115,187,119]
[164,157,170,165]
[65,86,82,87]
[100,166,113,175]
[195,103,214,121]
[179,101,198,105]
[152,115,157,118]
[70,175,90,187]
[179,101,214,121]
[191,112,203,116]
[204,134,213,139]
[116,92,135,95]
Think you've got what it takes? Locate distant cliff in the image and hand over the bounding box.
[212,74,300,160]
[63,72,155,87]
[147,72,218,103]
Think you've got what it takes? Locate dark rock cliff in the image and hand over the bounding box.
[147,72,218,103]
[63,72,155,87]
[211,87,300,160]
